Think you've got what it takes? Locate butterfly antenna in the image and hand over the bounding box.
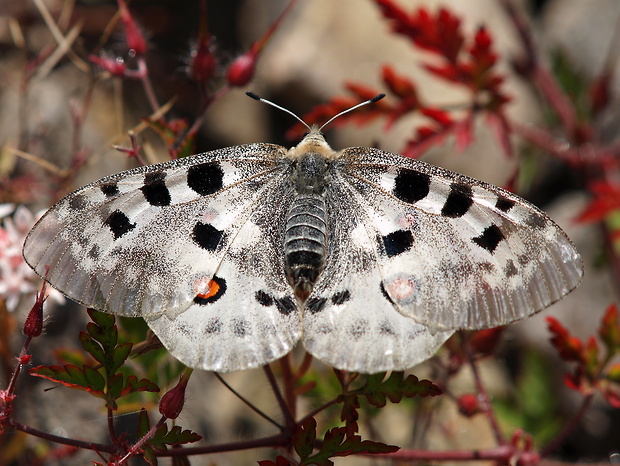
[246,91,311,132]
[319,93,385,131]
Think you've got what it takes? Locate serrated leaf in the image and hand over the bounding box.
[79,332,106,365]
[352,373,441,408]
[138,408,151,437]
[294,417,317,460]
[83,365,106,391]
[339,394,360,436]
[111,342,132,374]
[108,373,124,399]
[87,315,118,351]
[29,365,105,397]
[302,427,399,465]
[149,423,202,450]
[88,308,115,330]
[121,375,160,397]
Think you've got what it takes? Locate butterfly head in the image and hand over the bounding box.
[289,126,337,161]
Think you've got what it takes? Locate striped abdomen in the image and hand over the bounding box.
[284,194,327,301]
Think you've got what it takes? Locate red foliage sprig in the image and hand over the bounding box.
[547,304,620,407]
[293,1,512,159]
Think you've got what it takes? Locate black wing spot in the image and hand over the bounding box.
[232,318,249,337]
[68,194,88,210]
[255,290,274,307]
[379,321,395,335]
[525,213,547,229]
[472,224,505,253]
[382,230,414,257]
[495,196,515,212]
[393,169,431,204]
[504,259,518,277]
[192,222,224,251]
[349,319,368,340]
[187,162,224,195]
[441,182,473,218]
[331,290,351,305]
[275,297,297,316]
[104,210,136,239]
[100,182,119,197]
[141,171,171,206]
[307,297,327,314]
[204,318,222,334]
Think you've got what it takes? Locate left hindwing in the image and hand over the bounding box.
[336,147,583,331]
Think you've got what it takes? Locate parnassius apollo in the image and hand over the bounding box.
[22,94,583,373]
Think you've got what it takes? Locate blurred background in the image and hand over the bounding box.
[1,0,619,464]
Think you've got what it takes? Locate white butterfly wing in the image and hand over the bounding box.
[337,147,583,331]
[23,143,287,317]
[301,185,453,373]
[144,185,301,372]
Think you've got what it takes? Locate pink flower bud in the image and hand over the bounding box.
[191,38,217,83]
[226,50,257,88]
[159,370,192,419]
[89,55,126,76]
[457,393,481,417]
[23,286,46,337]
[117,0,147,55]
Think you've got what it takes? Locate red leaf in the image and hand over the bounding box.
[576,181,620,223]
[546,317,585,363]
[485,111,513,158]
[469,327,505,356]
[599,304,620,352]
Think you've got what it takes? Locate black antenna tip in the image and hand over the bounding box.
[370,93,386,103]
[246,91,261,101]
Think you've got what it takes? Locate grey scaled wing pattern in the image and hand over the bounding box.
[23,124,583,373]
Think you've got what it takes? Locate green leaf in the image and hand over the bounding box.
[351,372,441,408]
[83,365,106,391]
[79,331,105,365]
[294,417,317,460]
[87,311,118,351]
[147,423,202,453]
[138,408,151,437]
[111,342,132,374]
[121,375,160,397]
[108,373,124,400]
[302,427,399,465]
[29,364,105,398]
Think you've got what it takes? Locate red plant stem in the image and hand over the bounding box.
[500,0,578,136]
[212,372,282,430]
[540,390,594,456]
[462,332,505,445]
[4,336,32,396]
[377,444,515,461]
[279,353,298,422]
[263,364,295,431]
[107,407,117,444]
[136,55,159,113]
[158,432,290,456]
[8,417,117,453]
[116,414,167,464]
[298,399,340,426]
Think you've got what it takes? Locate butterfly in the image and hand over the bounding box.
[22,93,583,374]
